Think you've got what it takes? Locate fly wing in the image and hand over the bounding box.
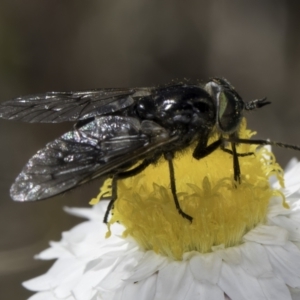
[10,116,172,201]
[0,88,151,123]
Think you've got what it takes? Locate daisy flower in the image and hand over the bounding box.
[23,120,300,300]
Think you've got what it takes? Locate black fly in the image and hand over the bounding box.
[1,78,299,222]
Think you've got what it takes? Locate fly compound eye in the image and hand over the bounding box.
[217,90,244,133]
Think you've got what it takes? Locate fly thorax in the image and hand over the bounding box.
[137,85,216,132]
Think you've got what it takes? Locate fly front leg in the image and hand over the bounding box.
[192,129,225,160]
[231,141,241,183]
[227,132,244,183]
[193,133,243,184]
[164,152,193,222]
[193,135,254,159]
[193,139,223,159]
[220,146,254,157]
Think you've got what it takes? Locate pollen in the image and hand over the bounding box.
[100,119,286,260]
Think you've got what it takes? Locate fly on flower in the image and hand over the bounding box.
[1,78,299,222]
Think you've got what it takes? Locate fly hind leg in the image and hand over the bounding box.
[102,159,154,223]
[164,152,193,222]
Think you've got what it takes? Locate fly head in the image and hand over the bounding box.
[204,78,245,135]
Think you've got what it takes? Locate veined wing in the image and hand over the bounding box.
[0,88,151,123]
[11,116,172,201]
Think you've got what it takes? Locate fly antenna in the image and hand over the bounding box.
[245,97,271,111]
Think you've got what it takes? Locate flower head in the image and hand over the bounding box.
[24,121,300,300]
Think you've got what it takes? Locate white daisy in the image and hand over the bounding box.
[23,120,300,300]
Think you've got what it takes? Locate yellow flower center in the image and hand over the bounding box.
[92,119,286,260]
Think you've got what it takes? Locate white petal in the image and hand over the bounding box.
[73,268,113,300]
[273,162,300,197]
[258,276,292,300]
[100,241,141,261]
[23,258,85,294]
[189,252,222,284]
[284,158,298,173]
[116,273,157,300]
[64,202,107,221]
[287,198,300,212]
[23,274,56,292]
[155,261,193,300]
[218,262,265,300]
[293,241,300,250]
[64,206,102,220]
[36,242,73,260]
[264,243,300,288]
[267,197,291,219]
[213,246,242,265]
[34,220,107,261]
[270,215,300,241]
[184,281,224,300]
[28,291,66,300]
[239,242,273,278]
[100,251,144,290]
[289,287,300,300]
[243,225,288,245]
[126,251,168,282]
[73,251,141,299]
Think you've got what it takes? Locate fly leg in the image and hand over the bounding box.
[222,145,254,183]
[220,146,254,157]
[193,136,254,160]
[193,139,223,159]
[164,152,193,222]
[193,134,247,183]
[230,142,241,183]
[103,158,155,223]
[102,177,117,223]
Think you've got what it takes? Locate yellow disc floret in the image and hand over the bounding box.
[96,119,286,260]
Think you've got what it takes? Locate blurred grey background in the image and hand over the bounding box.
[1,1,300,299]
